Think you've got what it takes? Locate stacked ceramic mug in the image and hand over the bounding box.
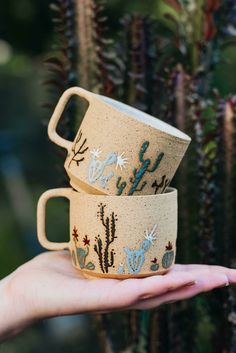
[37,87,191,278]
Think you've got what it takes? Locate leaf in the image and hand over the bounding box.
[164,0,182,13]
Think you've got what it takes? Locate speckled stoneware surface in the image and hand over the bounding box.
[37,187,177,278]
[48,87,191,196]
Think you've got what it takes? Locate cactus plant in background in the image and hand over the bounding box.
[44,0,78,139]
[45,0,236,352]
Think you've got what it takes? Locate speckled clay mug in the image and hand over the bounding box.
[48,87,191,196]
[37,187,177,278]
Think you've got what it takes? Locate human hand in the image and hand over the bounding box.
[1,251,236,341]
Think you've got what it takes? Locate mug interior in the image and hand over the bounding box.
[98,95,190,141]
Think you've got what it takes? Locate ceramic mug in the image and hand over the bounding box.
[48,87,191,196]
[37,187,177,278]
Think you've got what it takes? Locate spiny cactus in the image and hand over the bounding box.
[44,0,78,140]
[94,203,118,273]
[191,97,218,264]
[75,0,121,97]
[217,97,236,353]
[120,15,152,112]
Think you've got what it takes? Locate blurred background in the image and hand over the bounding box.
[1,0,236,352]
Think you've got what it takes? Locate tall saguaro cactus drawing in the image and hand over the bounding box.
[94,203,118,273]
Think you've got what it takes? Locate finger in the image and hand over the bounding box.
[132,271,229,310]
[108,271,196,307]
[171,264,236,284]
[41,270,196,316]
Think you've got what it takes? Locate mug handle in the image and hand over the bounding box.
[37,188,72,251]
[47,87,95,151]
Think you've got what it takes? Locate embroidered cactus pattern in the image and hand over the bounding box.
[116,176,127,195]
[162,241,174,269]
[76,243,95,270]
[150,257,159,271]
[116,141,164,195]
[152,175,170,194]
[72,227,95,271]
[124,224,157,274]
[71,250,77,266]
[88,149,128,189]
[94,203,118,273]
[68,130,88,168]
[117,263,125,274]
[100,172,115,188]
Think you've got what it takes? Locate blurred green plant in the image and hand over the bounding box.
[45,0,236,352]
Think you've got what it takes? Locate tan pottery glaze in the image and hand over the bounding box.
[48,87,191,196]
[37,187,177,279]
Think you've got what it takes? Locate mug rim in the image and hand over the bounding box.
[70,186,177,199]
[94,93,191,143]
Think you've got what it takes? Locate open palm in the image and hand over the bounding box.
[5,250,236,324]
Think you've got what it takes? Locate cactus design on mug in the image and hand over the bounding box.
[124,224,157,274]
[88,149,128,189]
[150,257,160,271]
[94,203,118,273]
[117,262,125,274]
[72,227,95,271]
[162,241,174,269]
[116,141,164,195]
[152,175,170,194]
[71,250,77,266]
[68,131,89,168]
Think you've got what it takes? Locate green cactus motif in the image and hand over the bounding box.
[150,263,159,271]
[116,141,164,195]
[76,247,95,270]
[71,250,77,266]
[116,176,127,196]
[73,229,95,271]
[150,257,159,271]
[162,242,174,269]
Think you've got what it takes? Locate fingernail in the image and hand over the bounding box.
[219,282,229,288]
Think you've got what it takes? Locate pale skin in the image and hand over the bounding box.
[1,251,236,342]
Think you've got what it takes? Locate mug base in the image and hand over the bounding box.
[69,177,107,195]
[76,267,171,280]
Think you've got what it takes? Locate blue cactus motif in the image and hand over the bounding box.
[117,263,125,274]
[88,150,117,187]
[124,224,157,274]
[100,171,114,188]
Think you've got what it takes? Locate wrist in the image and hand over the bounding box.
[0,271,34,341]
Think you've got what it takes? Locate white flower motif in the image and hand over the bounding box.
[90,148,102,158]
[116,152,128,170]
[144,224,157,244]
